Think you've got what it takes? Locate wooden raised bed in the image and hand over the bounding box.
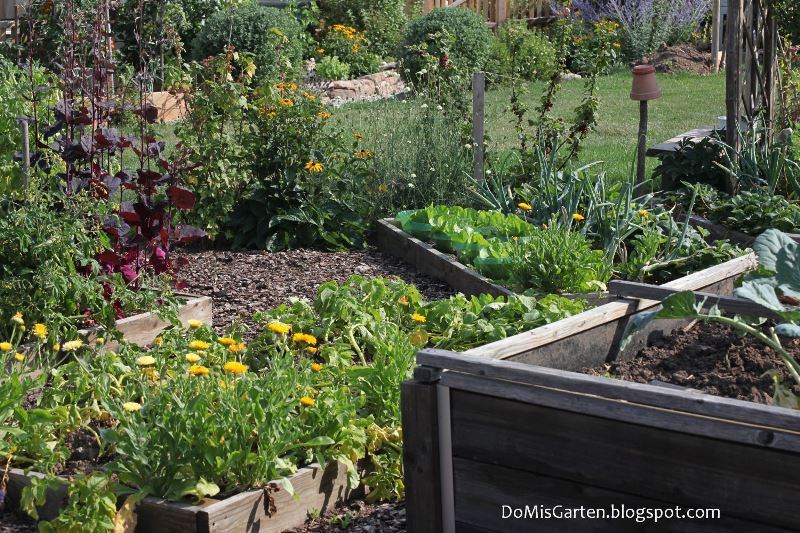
[688,214,800,248]
[401,254,800,532]
[6,461,360,532]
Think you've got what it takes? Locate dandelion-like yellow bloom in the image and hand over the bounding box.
[122,402,142,413]
[398,295,409,306]
[32,323,48,339]
[96,337,105,345]
[228,343,246,354]
[188,319,203,329]
[411,313,427,323]
[14,352,24,362]
[638,209,648,217]
[292,333,318,345]
[613,42,621,48]
[136,355,156,366]
[219,337,236,346]
[310,363,322,373]
[189,340,210,351]
[304,161,324,173]
[62,340,84,352]
[572,213,585,221]
[11,312,23,326]
[280,98,294,107]
[518,202,533,211]
[300,396,316,407]
[317,111,332,120]
[154,336,164,346]
[268,321,292,335]
[306,346,318,354]
[223,361,248,374]
[0,342,12,352]
[316,47,325,54]
[185,353,202,363]
[189,365,210,376]
[53,343,60,351]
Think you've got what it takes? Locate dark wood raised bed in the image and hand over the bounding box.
[6,461,359,532]
[400,254,800,532]
[688,214,800,248]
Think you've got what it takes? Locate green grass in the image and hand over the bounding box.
[335,70,726,181]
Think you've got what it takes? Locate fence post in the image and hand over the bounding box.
[711,0,722,73]
[472,71,485,186]
[497,0,507,27]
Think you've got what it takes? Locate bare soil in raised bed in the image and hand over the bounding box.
[584,321,800,404]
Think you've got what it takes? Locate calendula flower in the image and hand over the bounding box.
[512,235,519,242]
[218,337,236,346]
[268,321,292,335]
[638,209,649,217]
[398,295,409,306]
[542,223,548,229]
[33,323,48,339]
[411,313,427,323]
[188,319,203,329]
[306,346,318,354]
[0,342,12,352]
[518,202,533,211]
[14,352,24,362]
[62,339,84,352]
[317,111,331,119]
[300,396,316,407]
[613,42,621,48]
[185,353,201,363]
[316,47,325,54]
[354,150,372,159]
[572,213,585,221]
[136,355,156,366]
[310,363,322,373]
[52,343,60,351]
[122,402,142,413]
[304,161,324,173]
[292,333,317,345]
[95,337,105,345]
[11,312,23,325]
[189,340,210,351]
[229,343,246,354]
[280,98,294,107]
[154,336,164,346]
[223,361,248,374]
[189,365,210,376]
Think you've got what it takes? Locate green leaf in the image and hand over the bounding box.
[775,323,800,337]
[735,281,786,312]
[656,291,702,319]
[301,436,335,447]
[194,479,220,499]
[752,228,797,272]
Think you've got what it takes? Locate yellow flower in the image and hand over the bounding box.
[352,131,364,140]
[136,355,156,366]
[268,321,292,335]
[154,336,163,346]
[189,365,210,376]
[638,209,649,217]
[302,91,317,101]
[317,111,331,120]
[300,396,316,407]
[223,361,248,374]
[189,340,210,351]
[62,339,84,352]
[411,313,427,323]
[398,295,409,306]
[275,82,298,91]
[304,161,324,173]
[188,319,203,329]
[218,337,236,346]
[613,42,621,48]
[14,352,24,362]
[517,202,533,211]
[33,323,48,339]
[512,235,519,242]
[95,337,105,345]
[11,312,23,326]
[280,98,294,107]
[316,47,325,54]
[228,343,247,354]
[352,42,360,53]
[185,353,202,363]
[354,150,372,159]
[0,342,12,352]
[122,402,142,413]
[572,213,585,221]
[310,363,322,373]
[306,346,318,354]
[52,343,60,351]
[292,333,318,345]
[378,183,388,193]
[542,223,548,229]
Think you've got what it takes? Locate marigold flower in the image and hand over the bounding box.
[136,355,156,366]
[189,365,210,376]
[33,323,48,339]
[518,202,533,211]
[0,342,12,351]
[223,361,248,374]
[317,111,332,119]
[122,402,142,413]
[280,98,294,107]
[306,346,318,354]
[11,312,23,325]
[398,295,409,306]
[188,319,203,329]
[14,352,24,362]
[186,353,202,363]
[300,396,316,407]
[62,339,84,352]
[411,313,427,323]
[268,321,292,335]
[310,363,322,373]
[304,161,324,173]
[572,213,585,221]
[219,337,236,346]
[189,340,210,351]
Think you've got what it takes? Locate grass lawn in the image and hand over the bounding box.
[336,70,726,182]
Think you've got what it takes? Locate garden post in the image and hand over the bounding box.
[636,100,648,189]
[472,71,485,186]
[17,117,30,196]
[630,65,661,191]
[711,0,722,72]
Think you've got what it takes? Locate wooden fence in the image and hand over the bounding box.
[406,0,551,28]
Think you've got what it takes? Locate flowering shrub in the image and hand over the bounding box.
[318,0,408,58]
[315,24,381,79]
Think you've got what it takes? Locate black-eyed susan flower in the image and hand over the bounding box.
[280,98,294,107]
[317,111,331,120]
[304,161,324,173]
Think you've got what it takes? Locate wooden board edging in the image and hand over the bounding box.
[688,214,800,248]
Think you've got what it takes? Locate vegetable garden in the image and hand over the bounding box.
[0,0,798,531]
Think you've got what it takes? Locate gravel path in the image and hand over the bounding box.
[176,247,454,337]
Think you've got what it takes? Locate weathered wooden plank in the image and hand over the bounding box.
[417,349,800,432]
[401,378,443,533]
[198,462,358,532]
[112,294,212,348]
[646,127,715,157]
[452,458,794,532]
[5,468,68,522]
[449,390,800,530]
[136,498,213,533]
[463,253,756,360]
[375,218,513,298]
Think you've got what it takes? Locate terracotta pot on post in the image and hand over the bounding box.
[630,65,661,191]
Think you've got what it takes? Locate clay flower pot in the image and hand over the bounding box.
[630,65,662,101]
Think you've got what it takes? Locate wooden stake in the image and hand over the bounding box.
[636,100,648,191]
[472,71,485,186]
[725,0,741,193]
[711,0,722,72]
[18,118,29,197]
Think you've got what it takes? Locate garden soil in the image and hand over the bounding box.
[636,44,715,75]
[584,321,800,404]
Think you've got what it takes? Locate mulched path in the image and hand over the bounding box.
[175,247,454,338]
[584,321,800,404]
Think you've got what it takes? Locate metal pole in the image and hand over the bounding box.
[472,71,485,186]
[636,100,648,190]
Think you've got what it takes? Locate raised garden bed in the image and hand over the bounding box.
[5,461,359,532]
[688,214,800,248]
[399,253,800,532]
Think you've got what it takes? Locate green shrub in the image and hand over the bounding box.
[399,8,491,83]
[319,0,408,57]
[190,4,304,83]
[486,21,557,82]
[315,24,381,78]
[316,55,351,80]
